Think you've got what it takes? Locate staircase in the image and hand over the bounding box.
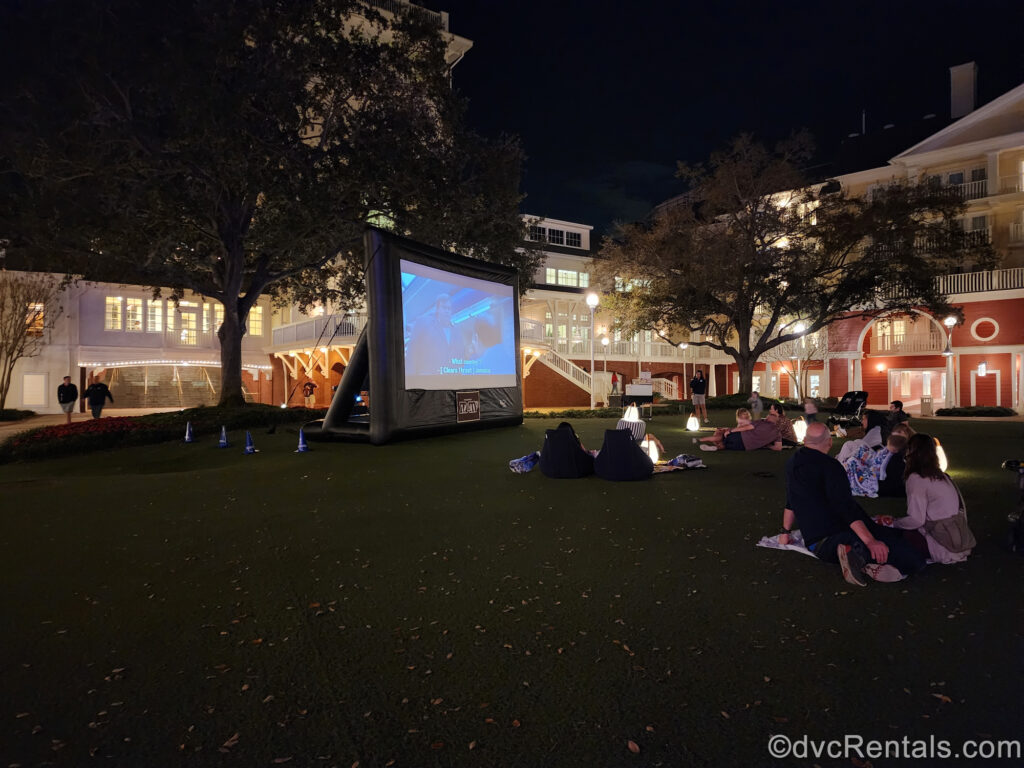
[108,365,220,408]
[538,349,592,394]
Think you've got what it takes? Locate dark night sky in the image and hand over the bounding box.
[435,0,1024,237]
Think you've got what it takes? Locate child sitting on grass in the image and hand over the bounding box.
[844,433,908,498]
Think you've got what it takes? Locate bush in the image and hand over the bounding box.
[0,408,36,422]
[0,404,322,463]
[934,406,1017,417]
[524,407,622,420]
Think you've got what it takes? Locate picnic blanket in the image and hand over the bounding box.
[755,530,817,558]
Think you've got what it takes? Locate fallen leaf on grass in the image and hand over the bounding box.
[272,758,292,764]
[468,741,477,750]
[221,732,240,750]
[931,693,952,703]
[430,741,444,750]
[627,740,640,753]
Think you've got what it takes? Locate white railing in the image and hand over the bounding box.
[1010,222,1024,243]
[363,0,447,29]
[271,313,367,347]
[951,180,987,201]
[651,378,678,400]
[936,267,1024,294]
[870,332,944,355]
[541,349,591,390]
[999,175,1024,194]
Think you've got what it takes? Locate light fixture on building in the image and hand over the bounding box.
[679,342,688,350]
[876,363,885,372]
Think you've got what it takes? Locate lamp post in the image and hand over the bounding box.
[943,315,956,408]
[586,292,599,408]
[601,335,609,371]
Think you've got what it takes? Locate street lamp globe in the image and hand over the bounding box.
[943,316,957,328]
[585,292,599,309]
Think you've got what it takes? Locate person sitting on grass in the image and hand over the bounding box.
[778,422,925,586]
[695,408,782,452]
[769,403,799,446]
[836,410,886,463]
[803,397,819,423]
[844,433,908,498]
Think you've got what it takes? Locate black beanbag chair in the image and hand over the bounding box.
[539,422,594,479]
[594,429,654,481]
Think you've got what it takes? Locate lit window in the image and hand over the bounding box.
[545,267,556,284]
[901,371,911,395]
[166,302,176,332]
[557,269,577,287]
[147,300,162,332]
[125,298,143,331]
[528,225,546,242]
[566,232,582,248]
[547,229,565,245]
[578,272,589,288]
[248,306,264,336]
[25,303,44,336]
[105,297,122,330]
[214,304,224,330]
[202,304,211,333]
[544,323,553,337]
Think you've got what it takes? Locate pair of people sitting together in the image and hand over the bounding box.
[779,422,975,587]
[695,405,794,452]
[531,420,658,481]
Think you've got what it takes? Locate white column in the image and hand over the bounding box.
[1016,353,1023,411]
[853,358,863,390]
[945,355,956,409]
[986,151,1001,196]
[708,364,717,397]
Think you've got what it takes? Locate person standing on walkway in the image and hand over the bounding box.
[57,376,78,424]
[610,372,619,394]
[302,379,317,407]
[690,369,709,424]
[84,378,114,419]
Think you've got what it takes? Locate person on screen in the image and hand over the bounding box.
[407,294,463,376]
[467,309,514,375]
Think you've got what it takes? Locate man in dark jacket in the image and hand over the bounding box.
[84,378,114,419]
[777,422,924,586]
[57,376,78,424]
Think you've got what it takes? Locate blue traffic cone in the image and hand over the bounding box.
[243,430,257,454]
[184,421,195,443]
[218,426,230,448]
[295,428,310,453]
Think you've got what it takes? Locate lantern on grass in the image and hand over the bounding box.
[935,437,949,472]
[622,404,640,422]
[686,414,700,431]
[641,437,660,463]
[793,419,808,444]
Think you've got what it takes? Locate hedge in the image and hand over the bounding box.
[0,405,323,463]
[934,406,1017,417]
[0,409,36,422]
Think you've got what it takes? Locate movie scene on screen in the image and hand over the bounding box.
[400,259,517,391]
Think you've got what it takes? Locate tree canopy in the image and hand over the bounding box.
[598,134,995,392]
[0,0,538,405]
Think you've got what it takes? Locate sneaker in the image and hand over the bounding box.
[863,563,904,583]
[837,544,867,587]
[835,425,848,438]
[699,444,717,452]
[703,418,710,424]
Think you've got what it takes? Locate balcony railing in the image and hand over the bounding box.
[1010,222,1024,244]
[869,332,945,355]
[271,313,367,348]
[951,180,988,201]
[364,0,447,30]
[1000,175,1024,194]
[936,266,1024,294]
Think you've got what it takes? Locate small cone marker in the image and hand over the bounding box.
[184,421,195,443]
[243,430,257,454]
[218,426,230,448]
[295,428,310,453]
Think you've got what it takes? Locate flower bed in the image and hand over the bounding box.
[0,408,36,422]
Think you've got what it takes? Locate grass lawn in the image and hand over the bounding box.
[1,412,1022,767]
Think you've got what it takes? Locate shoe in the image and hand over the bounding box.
[837,544,867,587]
[835,426,847,438]
[863,563,904,583]
[699,444,717,452]
[703,418,710,424]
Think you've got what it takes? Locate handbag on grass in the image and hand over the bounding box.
[923,474,977,553]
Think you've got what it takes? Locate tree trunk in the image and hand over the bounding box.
[217,304,246,408]
[735,354,757,396]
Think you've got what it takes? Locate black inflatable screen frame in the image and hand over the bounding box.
[312,228,523,444]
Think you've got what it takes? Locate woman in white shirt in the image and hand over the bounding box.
[892,433,972,564]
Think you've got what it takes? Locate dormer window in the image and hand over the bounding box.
[547,228,565,245]
[528,225,546,242]
[566,232,582,248]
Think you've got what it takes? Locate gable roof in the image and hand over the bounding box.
[892,81,1024,161]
